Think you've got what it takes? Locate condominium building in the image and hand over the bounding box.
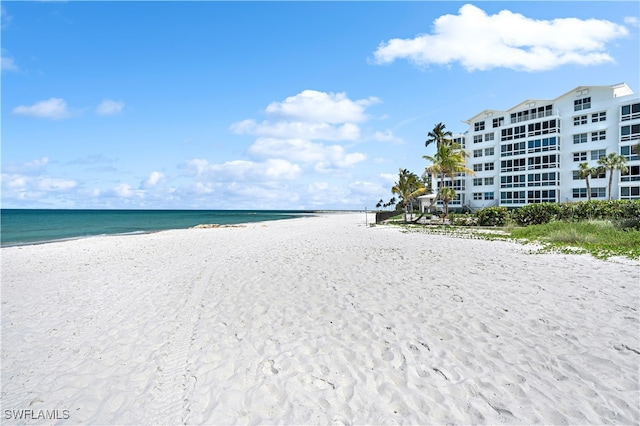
[437,83,640,211]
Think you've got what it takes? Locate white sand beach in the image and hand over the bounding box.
[2,212,639,425]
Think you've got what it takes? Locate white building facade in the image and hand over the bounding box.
[438,83,640,211]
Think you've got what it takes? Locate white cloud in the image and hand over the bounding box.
[185,158,301,181]
[265,90,379,123]
[142,171,165,188]
[248,138,366,172]
[372,130,403,144]
[1,49,18,72]
[4,157,50,175]
[1,5,12,29]
[12,98,72,119]
[230,90,384,142]
[348,180,387,197]
[113,183,143,198]
[379,173,397,183]
[624,16,639,28]
[96,99,124,116]
[1,166,78,206]
[37,177,77,191]
[230,119,361,141]
[373,4,629,72]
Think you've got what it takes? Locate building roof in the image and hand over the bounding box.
[463,83,635,124]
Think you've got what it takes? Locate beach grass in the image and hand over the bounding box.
[509,220,640,260]
[387,217,640,260]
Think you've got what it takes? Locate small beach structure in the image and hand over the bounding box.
[417,193,438,214]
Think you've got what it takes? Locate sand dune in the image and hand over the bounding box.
[2,213,638,424]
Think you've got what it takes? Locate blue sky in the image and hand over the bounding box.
[2,1,639,210]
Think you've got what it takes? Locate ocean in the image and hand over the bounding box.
[0,209,316,247]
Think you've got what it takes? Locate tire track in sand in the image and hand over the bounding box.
[145,266,215,426]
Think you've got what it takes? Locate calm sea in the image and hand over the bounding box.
[0,209,316,247]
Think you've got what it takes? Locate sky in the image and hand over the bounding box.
[2,1,639,210]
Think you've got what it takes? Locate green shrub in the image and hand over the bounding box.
[475,206,510,227]
[556,200,640,222]
[512,202,560,226]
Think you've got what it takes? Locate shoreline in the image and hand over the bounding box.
[2,212,638,424]
[1,210,356,248]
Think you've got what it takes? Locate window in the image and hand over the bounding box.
[473,178,483,186]
[592,187,606,198]
[621,103,640,121]
[514,126,526,139]
[500,174,526,188]
[573,169,603,180]
[620,186,640,199]
[573,133,588,144]
[573,152,587,162]
[591,111,606,122]
[484,177,494,185]
[574,97,591,111]
[492,117,504,128]
[573,115,588,126]
[453,137,466,146]
[528,119,558,137]
[485,133,495,142]
[501,125,526,141]
[621,145,639,161]
[473,192,483,200]
[591,149,606,161]
[621,165,640,182]
[484,162,495,171]
[484,192,495,200]
[485,147,494,156]
[591,131,606,142]
[474,121,485,131]
[500,158,526,172]
[574,187,606,198]
[528,154,558,170]
[441,179,465,191]
[573,188,587,199]
[500,141,526,157]
[528,190,556,203]
[528,137,558,153]
[473,149,483,158]
[500,191,526,204]
[473,135,483,144]
[509,105,554,124]
[621,124,640,142]
[528,172,558,187]
[473,163,483,172]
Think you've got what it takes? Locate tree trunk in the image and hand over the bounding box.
[608,169,614,200]
[586,175,591,201]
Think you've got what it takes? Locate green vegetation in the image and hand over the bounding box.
[510,220,640,260]
[423,123,474,221]
[383,199,640,261]
[372,119,640,261]
[391,168,427,223]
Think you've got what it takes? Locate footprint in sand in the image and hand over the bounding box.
[260,359,278,375]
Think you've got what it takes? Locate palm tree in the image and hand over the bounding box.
[577,162,596,201]
[423,141,475,216]
[391,169,426,222]
[439,187,457,222]
[597,153,628,200]
[425,122,453,149]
